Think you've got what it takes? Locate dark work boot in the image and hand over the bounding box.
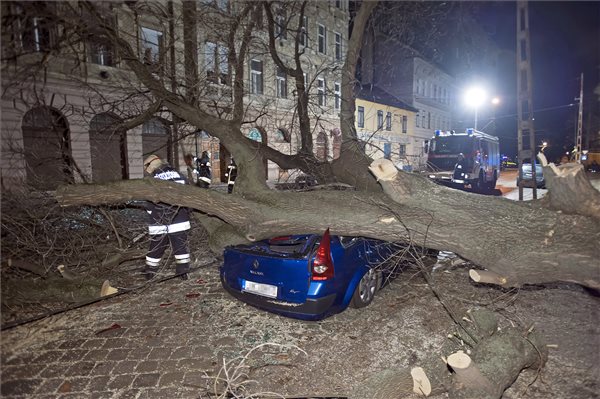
[176,264,190,280]
[142,266,158,280]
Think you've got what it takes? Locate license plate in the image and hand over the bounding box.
[243,280,278,298]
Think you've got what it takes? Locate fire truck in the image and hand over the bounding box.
[426,128,500,190]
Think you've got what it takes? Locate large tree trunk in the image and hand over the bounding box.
[55,162,600,290]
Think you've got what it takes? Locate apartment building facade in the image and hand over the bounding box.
[0,0,349,190]
[355,85,418,169]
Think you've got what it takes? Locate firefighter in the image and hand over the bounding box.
[194,151,211,188]
[225,157,237,194]
[142,154,191,280]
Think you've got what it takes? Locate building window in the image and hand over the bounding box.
[416,111,420,127]
[142,118,168,135]
[317,78,326,106]
[140,26,163,67]
[384,143,391,159]
[89,40,114,66]
[422,112,426,128]
[317,24,327,54]
[205,42,230,84]
[433,84,438,101]
[357,106,365,128]
[334,32,342,61]
[300,16,308,47]
[276,66,287,98]
[21,15,53,53]
[402,115,408,133]
[334,82,341,111]
[250,59,263,95]
[427,112,431,129]
[275,9,287,40]
[377,110,384,129]
[399,144,406,156]
[386,112,392,131]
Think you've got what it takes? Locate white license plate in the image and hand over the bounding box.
[243,280,278,298]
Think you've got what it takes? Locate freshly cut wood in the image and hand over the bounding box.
[539,153,600,220]
[100,280,118,297]
[448,351,494,395]
[411,366,432,396]
[468,269,507,286]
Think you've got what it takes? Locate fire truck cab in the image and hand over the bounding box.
[426,128,500,190]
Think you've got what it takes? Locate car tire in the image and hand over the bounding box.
[349,268,381,309]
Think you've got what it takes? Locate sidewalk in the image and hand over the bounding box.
[1,264,227,398]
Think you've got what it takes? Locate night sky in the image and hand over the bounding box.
[473,1,599,161]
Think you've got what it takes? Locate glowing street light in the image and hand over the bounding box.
[491,96,500,106]
[464,87,487,130]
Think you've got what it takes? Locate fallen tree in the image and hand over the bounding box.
[55,157,600,291]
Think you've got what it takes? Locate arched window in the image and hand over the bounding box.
[248,127,263,142]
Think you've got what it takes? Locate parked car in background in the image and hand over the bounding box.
[220,229,404,320]
[517,163,545,188]
[501,156,517,170]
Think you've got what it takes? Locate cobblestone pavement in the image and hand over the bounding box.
[0,260,449,398]
[1,261,599,399]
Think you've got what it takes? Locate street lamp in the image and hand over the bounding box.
[464,87,487,130]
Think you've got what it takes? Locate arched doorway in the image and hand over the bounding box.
[89,113,127,183]
[142,117,169,161]
[316,131,329,161]
[21,106,73,190]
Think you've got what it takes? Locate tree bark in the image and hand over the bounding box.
[352,309,546,399]
[55,167,600,290]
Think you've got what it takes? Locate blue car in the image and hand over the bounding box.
[220,229,402,320]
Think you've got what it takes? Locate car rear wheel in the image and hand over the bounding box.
[350,268,381,308]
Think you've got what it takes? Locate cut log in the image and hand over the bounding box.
[468,269,507,286]
[411,367,432,396]
[539,153,600,221]
[100,280,118,297]
[448,352,495,396]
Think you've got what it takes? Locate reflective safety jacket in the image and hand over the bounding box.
[147,164,190,235]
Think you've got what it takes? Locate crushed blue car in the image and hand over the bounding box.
[220,229,403,320]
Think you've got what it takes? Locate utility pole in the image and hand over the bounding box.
[516,1,537,200]
[575,73,584,163]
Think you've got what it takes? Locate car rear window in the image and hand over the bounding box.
[267,236,312,256]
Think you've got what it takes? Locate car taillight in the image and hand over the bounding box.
[311,228,334,281]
